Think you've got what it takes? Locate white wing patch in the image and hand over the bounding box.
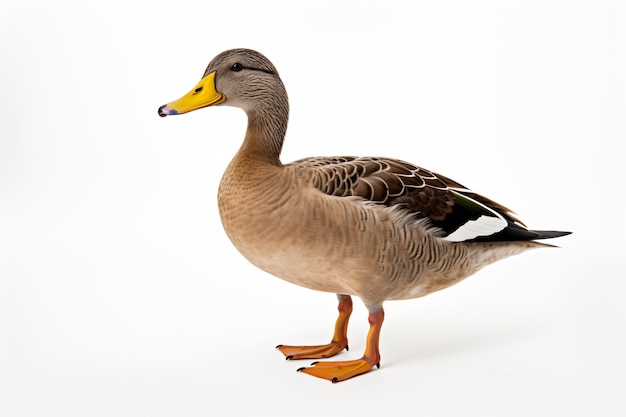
[441,189,508,242]
[442,215,507,242]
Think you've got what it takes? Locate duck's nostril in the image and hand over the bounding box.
[194,87,203,93]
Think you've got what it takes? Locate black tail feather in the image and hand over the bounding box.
[470,224,572,242]
[529,230,572,240]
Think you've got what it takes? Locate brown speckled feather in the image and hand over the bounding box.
[291,156,528,239]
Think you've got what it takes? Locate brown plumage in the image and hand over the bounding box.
[158,48,570,382]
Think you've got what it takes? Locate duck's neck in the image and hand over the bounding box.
[239,92,289,166]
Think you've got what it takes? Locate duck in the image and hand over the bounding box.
[158,48,570,383]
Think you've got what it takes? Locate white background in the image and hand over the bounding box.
[1,1,625,416]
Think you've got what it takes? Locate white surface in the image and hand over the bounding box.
[1,1,625,416]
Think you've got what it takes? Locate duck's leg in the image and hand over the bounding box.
[276,294,352,360]
[296,304,384,383]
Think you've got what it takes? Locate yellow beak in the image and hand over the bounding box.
[158,71,225,117]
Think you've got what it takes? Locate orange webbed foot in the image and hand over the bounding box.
[276,342,349,360]
[277,295,353,360]
[296,357,380,383]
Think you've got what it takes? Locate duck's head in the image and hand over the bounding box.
[158,48,286,118]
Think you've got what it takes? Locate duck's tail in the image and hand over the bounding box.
[527,229,572,240]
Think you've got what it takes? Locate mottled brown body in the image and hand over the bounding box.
[218,151,545,307]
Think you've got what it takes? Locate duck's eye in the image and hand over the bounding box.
[232,63,243,72]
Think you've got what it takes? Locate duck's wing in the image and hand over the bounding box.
[292,156,569,242]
